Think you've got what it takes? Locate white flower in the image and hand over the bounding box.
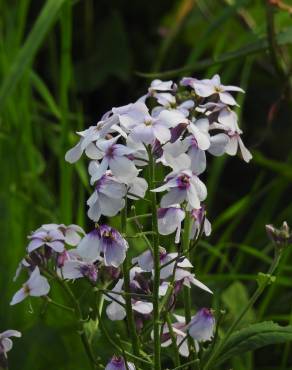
[158,206,185,243]
[37,223,85,246]
[10,267,50,305]
[89,136,139,184]
[181,74,244,106]
[65,114,124,163]
[87,170,126,222]
[114,101,187,145]
[152,169,207,210]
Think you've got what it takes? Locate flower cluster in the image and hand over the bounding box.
[8,74,251,367]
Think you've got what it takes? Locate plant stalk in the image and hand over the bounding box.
[148,147,161,370]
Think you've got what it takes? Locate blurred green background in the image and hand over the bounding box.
[1,0,292,369]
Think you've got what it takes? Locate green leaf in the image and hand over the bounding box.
[0,0,68,111]
[222,281,256,327]
[215,321,292,367]
[137,27,292,79]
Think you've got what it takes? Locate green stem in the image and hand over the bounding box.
[182,211,197,368]
[121,202,140,359]
[57,278,97,369]
[148,147,161,370]
[203,250,282,370]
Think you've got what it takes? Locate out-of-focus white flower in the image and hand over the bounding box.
[10,267,50,305]
[0,330,21,358]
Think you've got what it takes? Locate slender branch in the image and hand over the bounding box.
[203,250,282,370]
[121,202,140,359]
[148,147,161,370]
[181,211,197,369]
[165,313,180,367]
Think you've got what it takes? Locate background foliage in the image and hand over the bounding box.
[1,0,292,369]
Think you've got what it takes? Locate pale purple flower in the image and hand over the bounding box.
[65,114,124,163]
[190,206,211,239]
[89,136,139,184]
[153,169,207,210]
[174,269,213,294]
[127,177,148,200]
[187,118,210,151]
[158,206,185,243]
[181,74,244,106]
[105,278,153,321]
[158,140,190,173]
[86,170,126,222]
[225,131,252,163]
[133,248,192,279]
[200,102,241,133]
[188,308,215,342]
[159,316,189,357]
[10,267,50,305]
[38,223,85,246]
[62,260,98,283]
[0,330,21,358]
[184,136,206,175]
[105,355,135,370]
[77,226,128,268]
[114,101,187,145]
[27,229,65,254]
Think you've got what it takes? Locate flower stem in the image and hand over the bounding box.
[121,202,140,359]
[57,278,97,369]
[165,313,180,367]
[203,250,282,370]
[182,211,197,368]
[148,147,161,370]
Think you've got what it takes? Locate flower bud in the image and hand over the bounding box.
[105,355,135,370]
[266,222,292,247]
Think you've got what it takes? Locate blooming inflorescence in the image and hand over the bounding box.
[8,75,251,367]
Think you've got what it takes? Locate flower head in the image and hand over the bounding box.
[181,74,244,106]
[77,226,128,268]
[153,170,207,210]
[27,229,65,254]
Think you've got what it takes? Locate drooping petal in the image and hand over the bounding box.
[65,140,83,163]
[10,288,27,305]
[77,230,101,262]
[27,238,44,253]
[109,156,139,183]
[161,188,186,208]
[208,133,229,156]
[106,300,126,321]
[132,301,153,314]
